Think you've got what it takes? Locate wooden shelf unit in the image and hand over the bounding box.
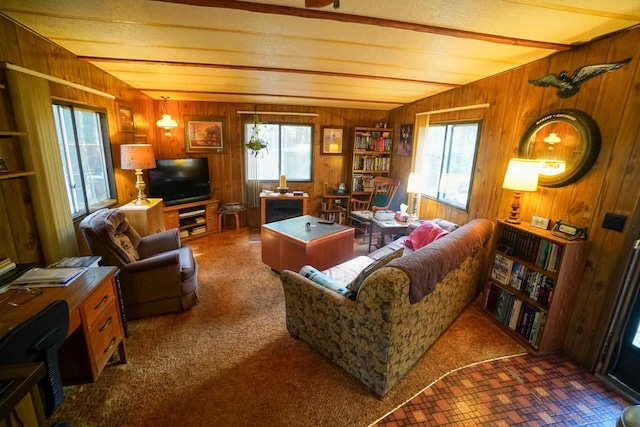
[319,193,349,225]
[163,199,218,241]
[0,132,33,180]
[350,127,393,203]
[481,219,589,355]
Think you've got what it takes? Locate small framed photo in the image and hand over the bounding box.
[397,124,413,157]
[0,157,8,173]
[117,103,134,133]
[185,117,226,153]
[322,126,344,154]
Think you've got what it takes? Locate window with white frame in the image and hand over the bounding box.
[245,122,313,181]
[52,103,116,218]
[414,119,481,211]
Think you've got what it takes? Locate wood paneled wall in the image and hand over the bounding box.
[389,27,640,370]
[145,102,387,225]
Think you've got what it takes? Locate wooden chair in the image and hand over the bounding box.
[348,176,400,239]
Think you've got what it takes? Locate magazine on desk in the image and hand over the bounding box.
[11,267,87,287]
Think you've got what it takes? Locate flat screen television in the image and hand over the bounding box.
[148,158,211,206]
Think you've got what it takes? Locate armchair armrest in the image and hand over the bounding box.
[137,229,181,258]
[124,251,180,273]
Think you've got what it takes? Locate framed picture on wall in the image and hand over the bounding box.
[117,103,134,133]
[185,116,226,153]
[322,126,344,154]
[397,124,413,157]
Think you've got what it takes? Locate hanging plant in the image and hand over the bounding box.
[246,114,268,157]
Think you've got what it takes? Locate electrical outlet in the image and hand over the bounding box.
[530,215,550,230]
[602,212,627,232]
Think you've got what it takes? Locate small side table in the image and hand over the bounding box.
[218,207,246,233]
[369,217,410,252]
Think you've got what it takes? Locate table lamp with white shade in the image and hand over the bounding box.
[407,172,428,220]
[502,158,540,224]
[121,144,157,205]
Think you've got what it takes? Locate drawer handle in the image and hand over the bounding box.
[99,316,113,332]
[94,295,109,310]
[103,337,116,354]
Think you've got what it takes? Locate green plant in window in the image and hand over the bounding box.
[246,115,268,157]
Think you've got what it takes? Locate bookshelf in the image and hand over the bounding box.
[350,127,392,205]
[319,193,349,224]
[482,219,589,354]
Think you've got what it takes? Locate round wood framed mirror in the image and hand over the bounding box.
[518,109,601,188]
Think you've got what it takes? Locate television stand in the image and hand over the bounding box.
[163,199,219,241]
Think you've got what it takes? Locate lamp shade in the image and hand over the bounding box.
[407,173,428,194]
[502,158,539,192]
[156,114,178,129]
[121,144,156,170]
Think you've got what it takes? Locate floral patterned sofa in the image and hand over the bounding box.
[280,218,493,396]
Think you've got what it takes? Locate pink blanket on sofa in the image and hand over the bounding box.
[387,218,493,304]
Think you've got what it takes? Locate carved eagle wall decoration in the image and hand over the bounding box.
[529,58,631,98]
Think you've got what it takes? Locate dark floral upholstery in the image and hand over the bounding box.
[280,219,492,396]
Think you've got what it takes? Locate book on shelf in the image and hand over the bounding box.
[490,254,513,285]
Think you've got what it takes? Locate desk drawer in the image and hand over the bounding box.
[82,277,116,328]
[87,301,123,373]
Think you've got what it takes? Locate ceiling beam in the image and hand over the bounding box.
[153,0,572,51]
[140,88,402,105]
[80,57,462,88]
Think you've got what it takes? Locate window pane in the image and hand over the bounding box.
[423,125,446,199]
[245,123,312,182]
[53,105,85,216]
[417,121,480,211]
[281,125,311,180]
[53,103,115,218]
[74,109,110,209]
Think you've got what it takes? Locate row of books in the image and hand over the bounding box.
[352,175,375,193]
[490,254,555,306]
[352,154,390,172]
[498,226,562,272]
[354,132,392,151]
[484,282,545,347]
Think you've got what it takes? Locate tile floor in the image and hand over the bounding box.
[375,353,631,426]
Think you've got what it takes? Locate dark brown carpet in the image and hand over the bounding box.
[50,229,525,427]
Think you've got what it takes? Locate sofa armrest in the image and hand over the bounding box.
[137,229,181,258]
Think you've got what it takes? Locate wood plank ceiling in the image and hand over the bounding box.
[1,0,639,110]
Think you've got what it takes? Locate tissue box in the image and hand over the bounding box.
[395,212,409,222]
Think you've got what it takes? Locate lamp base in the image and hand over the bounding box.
[504,217,521,224]
[133,169,150,205]
[277,187,289,194]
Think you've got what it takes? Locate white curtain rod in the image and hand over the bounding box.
[4,62,115,100]
[416,103,490,116]
[237,110,319,117]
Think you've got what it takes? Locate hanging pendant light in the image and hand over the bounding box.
[156,96,178,137]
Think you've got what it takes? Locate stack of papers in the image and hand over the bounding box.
[12,267,86,287]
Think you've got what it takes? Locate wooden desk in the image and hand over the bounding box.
[0,267,126,384]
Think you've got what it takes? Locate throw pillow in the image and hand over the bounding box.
[346,247,404,299]
[299,265,354,298]
[111,233,139,263]
[404,220,449,251]
[433,218,460,232]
